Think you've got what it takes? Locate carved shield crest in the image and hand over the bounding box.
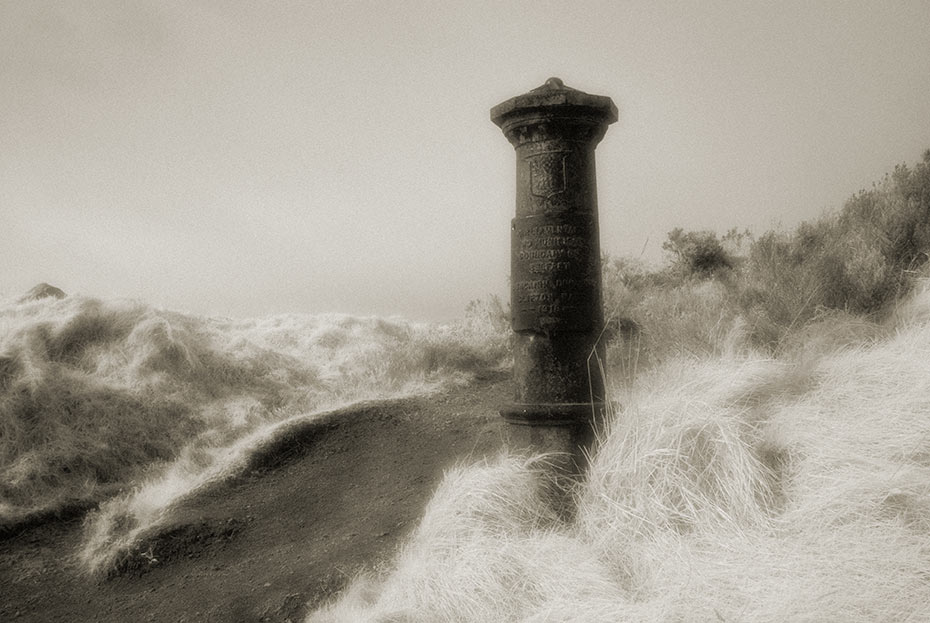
[527,151,568,199]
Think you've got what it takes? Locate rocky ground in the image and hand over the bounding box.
[0,372,511,622]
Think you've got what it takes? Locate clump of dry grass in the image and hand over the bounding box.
[309,281,930,622]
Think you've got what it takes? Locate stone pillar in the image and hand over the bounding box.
[491,77,617,474]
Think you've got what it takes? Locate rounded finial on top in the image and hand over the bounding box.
[544,77,564,89]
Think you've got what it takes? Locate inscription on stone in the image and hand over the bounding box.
[512,215,597,332]
[492,77,616,444]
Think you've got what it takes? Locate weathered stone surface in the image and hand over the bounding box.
[492,78,617,469]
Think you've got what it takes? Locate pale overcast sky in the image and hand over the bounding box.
[3,1,929,320]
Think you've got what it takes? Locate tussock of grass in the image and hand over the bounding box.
[615,279,746,369]
[310,282,930,622]
[0,292,508,572]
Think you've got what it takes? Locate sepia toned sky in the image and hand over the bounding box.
[3,1,930,321]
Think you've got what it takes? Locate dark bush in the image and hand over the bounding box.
[662,228,734,277]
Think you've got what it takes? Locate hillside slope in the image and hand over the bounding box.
[0,372,509,623]
[309,283,930,622]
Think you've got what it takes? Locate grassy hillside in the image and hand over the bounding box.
[309,151,930,621]
[310,281,930,622]
[603,149,930,373]
[3,150,929,618]
[0,292,508,573]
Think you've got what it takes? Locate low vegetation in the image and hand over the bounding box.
[3,151,929,618]
[0,293,509,572]
[603,149,930,371]
[310,150,930,621]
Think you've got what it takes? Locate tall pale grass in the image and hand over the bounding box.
[603,276,748,388]
[0,292,508,573]
[309,281,930,622]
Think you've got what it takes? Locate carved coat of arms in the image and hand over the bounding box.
[527,151,569,199]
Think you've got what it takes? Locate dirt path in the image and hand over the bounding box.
[0,372,511,622]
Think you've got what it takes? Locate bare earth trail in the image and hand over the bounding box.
[0,372,511,622]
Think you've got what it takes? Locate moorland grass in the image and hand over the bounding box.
[309,152,930,621]
[309,279,930,622]
[0,293,508,573]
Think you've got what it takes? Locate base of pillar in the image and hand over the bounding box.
[500,402,605,426]
[499,402,608,477]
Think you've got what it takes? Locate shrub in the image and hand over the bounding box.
[737,150,930,350]
[662,228,735,277]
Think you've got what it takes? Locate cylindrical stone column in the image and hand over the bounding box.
[491,77,617,472]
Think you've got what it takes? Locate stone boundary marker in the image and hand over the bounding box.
[491,77,618,475]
